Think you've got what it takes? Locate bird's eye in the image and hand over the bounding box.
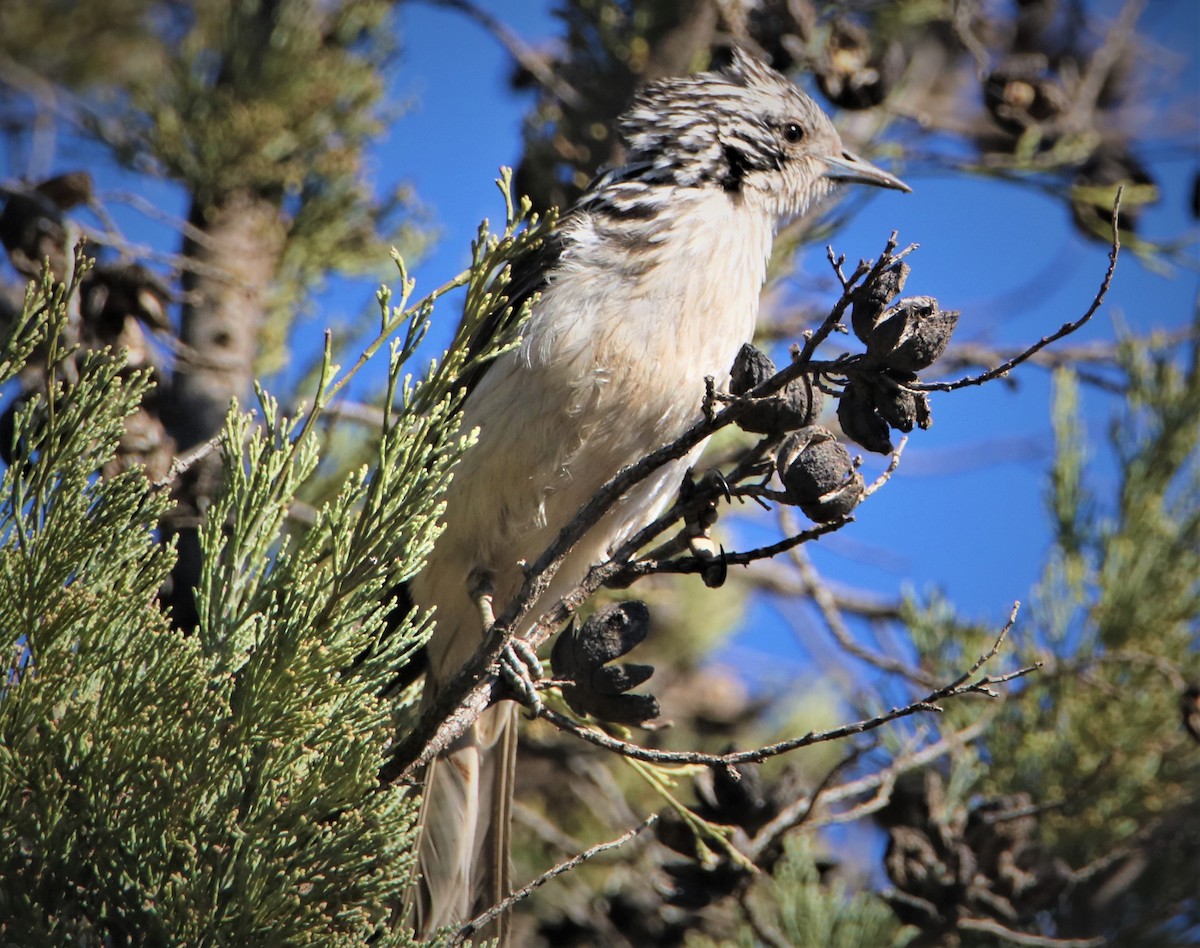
[782,123,805,144]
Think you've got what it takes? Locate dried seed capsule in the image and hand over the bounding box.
[777,426,865,521]
[851,261,910,343]
[875,383,918,433]
[730,344,824,435]
[914,390,933,430]
[867,297,959,373]
[730,342,776,395]
[888,307,959,373]
[802,476,864,522]
[550,601,660,726]
[816,18,906,110]
[983,57,1068,134]
[0,188,69,279]
[837,381,893,454]
[740,375,823,435]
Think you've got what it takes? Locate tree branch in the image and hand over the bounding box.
[533,603,1030,768]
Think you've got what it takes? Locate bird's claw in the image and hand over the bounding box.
[499,638,544,718]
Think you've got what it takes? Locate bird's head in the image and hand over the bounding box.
[617,48,908,222]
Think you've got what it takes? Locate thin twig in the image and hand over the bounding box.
[98,189,220,249]
[615,517,845,582]
[424,0,585,109]
[751,559,903,620]
[916,191,1121,393]
[740,744,874,864]
[958,916,1105,948]
[863,434,907,497]
[451,814,659,945]
[805,715,995,823]
[787,534,938,687]
[951,0,992,79]
[534,607,1030,768]
[152,434,224,490]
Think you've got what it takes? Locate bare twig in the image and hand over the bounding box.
[152,434,224,490]
[801,236,916,363]
[740,745,873,864]
[937,328,1197,376]
[424,0,585,109]
[863,435,907,497]
[951,0,992,79]
[745,717,993,861]
[958,916,1105,948]
[98,189,220,249]
[805,715,994,822]
[451,814,659,945]
[751,562,903,620]
[1063,0,1146,136]
[0,52,62,178]
[533,606,1031,768]
[1041,648,1188,692]
[615,517,845,582]
[916,192,1121,393]
[786,533,938,687]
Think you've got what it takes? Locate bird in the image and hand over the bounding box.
[411,47,908,941]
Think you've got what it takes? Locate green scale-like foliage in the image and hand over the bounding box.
[0,253,420,946]
[0,182,554,945]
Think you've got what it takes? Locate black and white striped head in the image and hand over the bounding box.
[615,48,907,219]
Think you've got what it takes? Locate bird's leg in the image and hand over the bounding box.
[468,566,498,629]
[468,567,544,717]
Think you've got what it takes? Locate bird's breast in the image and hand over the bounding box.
[530,189,775,421]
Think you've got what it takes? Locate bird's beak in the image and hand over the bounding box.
[824,150,911,193]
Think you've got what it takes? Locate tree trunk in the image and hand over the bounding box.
[161,188,285,629]
[169,189,285,450]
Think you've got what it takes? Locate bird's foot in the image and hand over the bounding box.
[684,470,728,588]
[499,638,544,718]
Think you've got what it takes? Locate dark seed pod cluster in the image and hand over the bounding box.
[880,772,1073,933]
[842,271,958,454]
[550,601,660,727]
[776,426,864,522]
[729,342,823,435]
[851,260,910,343]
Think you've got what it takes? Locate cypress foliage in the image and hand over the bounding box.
[0,183,553,945]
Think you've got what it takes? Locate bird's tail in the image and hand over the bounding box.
[414,701,517,943]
